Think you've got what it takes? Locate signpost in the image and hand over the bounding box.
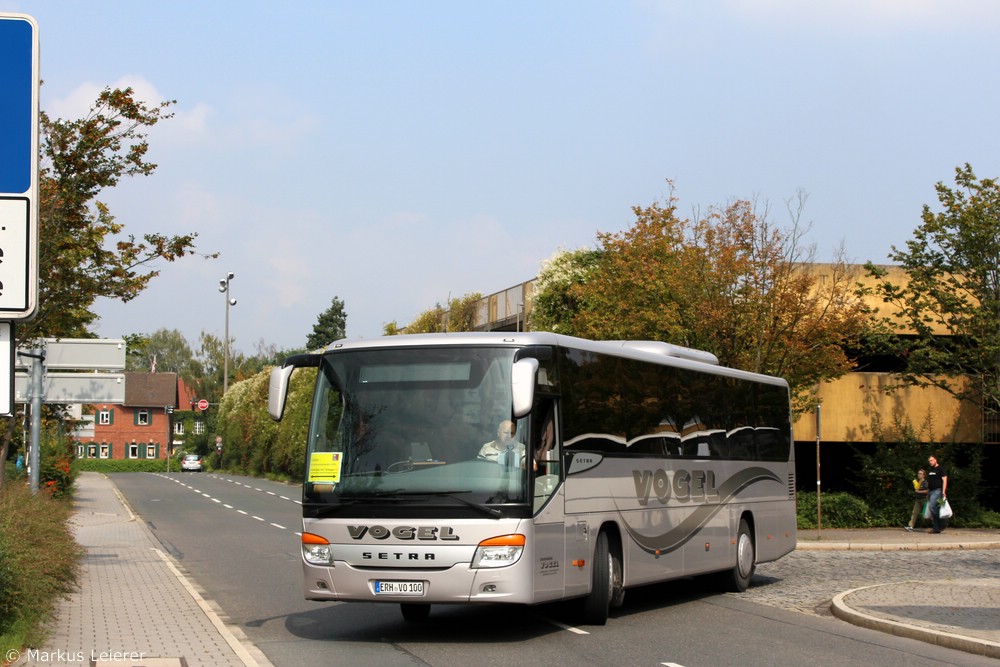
[0,13,40,420]
[16,338,127,492]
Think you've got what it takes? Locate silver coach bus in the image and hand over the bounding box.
[268,332,796,624]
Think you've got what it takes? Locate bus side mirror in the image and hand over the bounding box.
[511,357,538,418]
[268,365,295,421]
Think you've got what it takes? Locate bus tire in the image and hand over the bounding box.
[400,602,431,622]
[581,531,612,625]
[724,518,755,592]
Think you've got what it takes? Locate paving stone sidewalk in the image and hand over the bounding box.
[13,472,272,667]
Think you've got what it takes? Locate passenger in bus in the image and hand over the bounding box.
[479,420,525,466]
[533,412,555,474]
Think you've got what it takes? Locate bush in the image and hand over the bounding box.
[74,458,170,473]
[796,491,875,529]
[0,482,82,653]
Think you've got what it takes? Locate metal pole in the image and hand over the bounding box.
[219,272,236,395]
[815,403,822,535]
[28,347,44,493]
[224,295,230,394]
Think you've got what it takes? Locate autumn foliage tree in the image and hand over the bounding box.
[0,87,213,485]
[24,87,210,343]
[531,188,873,413]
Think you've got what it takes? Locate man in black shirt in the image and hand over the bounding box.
[926,455,949,533]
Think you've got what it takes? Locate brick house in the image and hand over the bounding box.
[76,372,178,461]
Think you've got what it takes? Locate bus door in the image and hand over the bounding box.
[530,400,566,602]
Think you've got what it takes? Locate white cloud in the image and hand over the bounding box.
[45,75,215,142]
[721,0,1000,32]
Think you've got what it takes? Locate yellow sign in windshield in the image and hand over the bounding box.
[309,452,342,484]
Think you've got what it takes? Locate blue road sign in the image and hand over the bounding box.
[0,14,38,319]
[0,17,33,194]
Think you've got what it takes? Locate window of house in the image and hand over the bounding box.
[146,444,157,459]
[88,445,98,459]
[100,444,110,459]
[127,443,139,459]
[174,421,185,435]
[76,444,84,458]
[193,421,206,435]
[98,410,112,425]
[136,410,151,426]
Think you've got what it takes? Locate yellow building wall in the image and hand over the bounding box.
[793,373,982,444]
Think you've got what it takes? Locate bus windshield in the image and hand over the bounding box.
[303,346,529,513]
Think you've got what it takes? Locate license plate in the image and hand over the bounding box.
[374,580,424,596]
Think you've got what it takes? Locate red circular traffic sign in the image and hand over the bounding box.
[197,399,209,411]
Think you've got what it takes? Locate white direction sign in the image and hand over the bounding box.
[0,14,39,318]
[12,338,127,406]
[42,338,126,370]
[14,372,125,404]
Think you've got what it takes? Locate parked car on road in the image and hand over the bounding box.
[181,454,203,472]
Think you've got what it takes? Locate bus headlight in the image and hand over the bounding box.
[302,532,334,566]
[471,534,526,569]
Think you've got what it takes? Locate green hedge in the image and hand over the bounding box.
[797,489,1000,529]
[0,483,82,652]
[74,459,171,473]
[797,491,875,529]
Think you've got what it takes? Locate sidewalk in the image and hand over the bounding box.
[13,472,273,667]
[12,474,1000,664]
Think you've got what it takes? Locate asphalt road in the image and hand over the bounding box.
[111,472,997,667]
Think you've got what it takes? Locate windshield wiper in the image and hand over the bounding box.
[404,491,503,519]
[308,490,504,519]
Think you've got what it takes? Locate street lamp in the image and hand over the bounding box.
[219,272,236,395]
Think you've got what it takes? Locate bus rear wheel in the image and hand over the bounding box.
[581,531,622,625]
[723,518,755,592]
[400,602,430,622]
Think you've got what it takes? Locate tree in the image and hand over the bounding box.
[306,297,347,350]
[21,87,213,344]
[404,304,448,334]
[403,293,483,334]
[530,247,603,333]
[865,164,1000,425]
[1,87,214,487]
[530,187,873,413]
[125,328,197,378]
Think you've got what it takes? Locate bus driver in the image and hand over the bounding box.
[479,420,525,466]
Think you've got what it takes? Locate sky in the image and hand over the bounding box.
[5,1,1000,355]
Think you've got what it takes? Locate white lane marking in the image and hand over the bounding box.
[152,472,295,533]
[532,614,590,635]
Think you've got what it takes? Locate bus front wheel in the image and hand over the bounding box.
[581,531,621,625]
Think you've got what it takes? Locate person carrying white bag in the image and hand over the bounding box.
[926,454,949,534]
